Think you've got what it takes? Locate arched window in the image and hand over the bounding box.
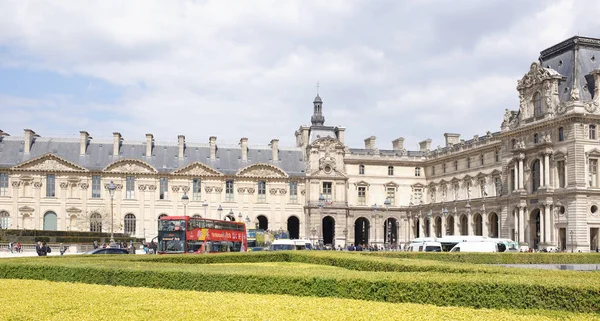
[192,214,202,218]
[0,211,10,229]
[158,214,168,220]
[124,214,136,235]
[533,92,542,116]
[359,165,365,175]
[90,213,102,232]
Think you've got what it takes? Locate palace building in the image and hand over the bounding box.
[2,36,600,251]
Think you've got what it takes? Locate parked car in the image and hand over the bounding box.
[84,248,130,255]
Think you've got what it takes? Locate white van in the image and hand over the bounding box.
[406,241,442,252]
[449,242,499,253]
[293,240,313,250]
[269,239,296,251]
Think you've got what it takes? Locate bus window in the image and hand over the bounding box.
[205,221,214,229]
[214,222,223,230]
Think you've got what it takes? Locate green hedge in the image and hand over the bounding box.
[1,258,599,313]
[365,252,600,264]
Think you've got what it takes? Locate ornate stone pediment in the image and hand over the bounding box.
[517,62,562,90]
[104,159,157,174]
[12,153,88,173]
[310,137,345,153]
[18,206,34,213]
[237,163,288,178]
[172,162,222,177]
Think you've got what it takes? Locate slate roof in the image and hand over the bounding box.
[348,148,426,157]
[0,136,306,177]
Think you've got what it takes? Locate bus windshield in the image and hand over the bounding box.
[158,219,186,232]
[270,244,295,251]
[158,232,185,253]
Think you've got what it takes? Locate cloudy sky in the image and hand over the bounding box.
[1,0,599,150]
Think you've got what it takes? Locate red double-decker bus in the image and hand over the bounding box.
[157,216,247,254]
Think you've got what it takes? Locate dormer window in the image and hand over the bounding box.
[533,92,542,117]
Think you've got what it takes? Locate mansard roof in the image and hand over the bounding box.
[0,136,306,176]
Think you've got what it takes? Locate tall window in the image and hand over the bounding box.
[159,178,168,199]
[558,127,564,141]
[322,182,332,202]
[413,188,423,203]
[192,178,201,201]
[442,163,446,173]
[533,92,542,116]
[495,150,500,163]
[467,157,471,169]
[589,159,598,187]
[386,187,395,206]
[124,214,136,235]
[289,181,298,202]
[91,175,101,198]
[46,174,56,197]
[125,176,135,199]
[257,181,266,202]
[90,213,102,232]
[510,169,515,191]
[532,159,541,192]
[557,160,566,188]
[454,160,458,171]
[415,167,421,177]
[388,166,394,176]
[359,164,365,175]
[432,166,436,176]
[0,211,10,229]
[534,133,539,144]
[358,187,366,205]
[590,125,596,140]
[225,180,234,202]
[0,173,8,196]
[480,154,484,165]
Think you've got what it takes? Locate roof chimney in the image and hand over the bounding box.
[419,139,432,152]
[364,136,376,149]
[113,132,122,157]
[392,137,404,151]
[240,137,248,161]
[178,135,185,160]
[79,131,90,156]
[335,127,346,144]
[209,136,217,161]
[444,133,460,147]
[270,139,279,162]
[24,129,36,154]
[145,134,154,158]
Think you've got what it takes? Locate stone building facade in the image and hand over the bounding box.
[2,36,600,251]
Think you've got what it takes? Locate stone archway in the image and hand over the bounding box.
[530,209,541,249]
[446,215,455,236]
[256,215,268,230]
[287,216,300,239]
[225,214,236,221]
[322,216,335,246]
[434,216,442,238]
[354,217,370,246]
[488,212,499,238]
[460,214,468,236]
[473,213,483,236]
[383,218,399,245]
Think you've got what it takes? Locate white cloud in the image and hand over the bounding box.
[0,0,599,150]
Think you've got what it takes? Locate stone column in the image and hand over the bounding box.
[420,215,426,238]
[518,157,524,190]
[454,214,460,235]
[545,204,552,245]
[441,216,446,237]
[407,215,413,240]
[513,208,518,240]
[544,153,550,187]
[482,212,488,237]
[518,206,525,243]
[467,213,473,236]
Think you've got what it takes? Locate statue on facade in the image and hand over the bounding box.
[466,184,472,200]
[441,185,447,202]
[503,109,511,124]
[454,185,459,201]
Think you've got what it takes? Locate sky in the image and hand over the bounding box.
[1,0,600,150]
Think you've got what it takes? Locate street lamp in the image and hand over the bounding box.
[107,181,116,247]
[217,205,223,220]
[570,230,574,253]
[343,227,348,247]
[181,193,189,217]
[238,212,242,222]
[442,207,449,236]
[245,215,250,225]
[202,200,208,218]
[384,198,391,246]
[228,209,234,221]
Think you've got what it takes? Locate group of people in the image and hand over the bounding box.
[7,242,22,254]
[346,244,386,252]
[35,241,51,256]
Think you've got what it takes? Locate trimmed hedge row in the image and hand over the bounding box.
[1,260,599,313]
[365,252,600,264]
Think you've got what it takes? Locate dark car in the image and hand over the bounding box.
[84,248,130,255]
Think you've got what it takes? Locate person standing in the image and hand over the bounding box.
[35,241,44,256]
